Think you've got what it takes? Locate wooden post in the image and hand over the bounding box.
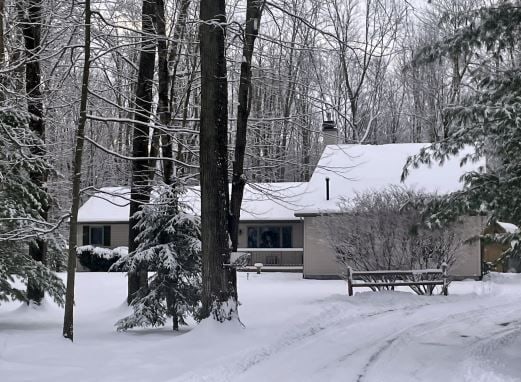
[441,262,448,296]
[347,266,353,296]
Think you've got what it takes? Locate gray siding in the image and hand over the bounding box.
[77,221,305,266]
[77,223,129,248]
[302,216,339,279]
[449,216,486,279]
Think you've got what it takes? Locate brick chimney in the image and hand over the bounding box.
[322,112,338,146]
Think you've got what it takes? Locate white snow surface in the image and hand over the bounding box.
[77,187,131,223]
[298,143,484,214]
[78,182,308,223]
[2,272,521,382]
[498,222,519,234]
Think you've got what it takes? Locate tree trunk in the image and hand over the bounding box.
[229,0,263,251]
[20,0,48,304]
[199,0,236,321]
[63,0,91,341]
[165,0,190,179]
[155,0,172,184]
[128,0,157,304]
[0,0,4,103]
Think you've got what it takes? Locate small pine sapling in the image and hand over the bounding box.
[114,181,201,331]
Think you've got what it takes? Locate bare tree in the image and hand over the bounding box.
[199,0,237,320]
[127,0,157,304]
[323,188,461,295]
[63,0,92,341]
[229,0,264,251]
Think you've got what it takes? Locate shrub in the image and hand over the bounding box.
[76,245,128,272]
[323,187,461,295]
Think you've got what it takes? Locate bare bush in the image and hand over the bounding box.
[324,187,461,295]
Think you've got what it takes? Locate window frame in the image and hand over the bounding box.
[246,225,293,249]
[82,225,111,247]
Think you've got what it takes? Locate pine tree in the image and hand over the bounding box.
[403,1,521,225]
[114,181,201,331]
[0,108,65,306]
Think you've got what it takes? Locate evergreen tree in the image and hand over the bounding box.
[403,1,521,225]
[114,181,201,331]
[0,108,65,306]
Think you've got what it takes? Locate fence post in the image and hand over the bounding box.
[347,266,353,296]
[441,262,448,296]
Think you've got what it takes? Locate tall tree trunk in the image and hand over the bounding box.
[63,0,91,341]
[155,0,172,184]
[0,0,4,67]
[165,0,190,180]
[199,0,236,320]
[127,0,157,304]
[229,0,263,251]
[20,0,48,304]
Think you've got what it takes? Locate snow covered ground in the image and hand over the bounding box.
[1,272,521,382]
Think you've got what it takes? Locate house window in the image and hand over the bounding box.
[247,226,292,248]
[83,225,111,247]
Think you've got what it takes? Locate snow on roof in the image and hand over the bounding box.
[296,143,485,215]
[240,182,309,221]
[77,182,308,223]
[498,222,519,233]
[78,144,484,223]
[77,187,130,223]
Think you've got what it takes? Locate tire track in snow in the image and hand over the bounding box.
[355,298,521,382]
[356,337,399,382]
[171,302,402,382]
[174,293,521,382]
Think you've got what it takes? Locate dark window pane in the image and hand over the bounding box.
[259,227,280,248]
[103,226,111,246]
[247,227,258,248]
[82,226,90,245]
[90,227,103,246]
[282,226,292,248]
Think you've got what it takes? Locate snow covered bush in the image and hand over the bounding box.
[77,246,128,272]
[324,188,461,295]
[113,181,201,331]
[0,108,65,305]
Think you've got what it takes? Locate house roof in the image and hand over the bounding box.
[77,182,308,223]
[295,143,485,215]
[78,143,484,223]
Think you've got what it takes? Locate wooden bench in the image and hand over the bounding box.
[346,263,449,296]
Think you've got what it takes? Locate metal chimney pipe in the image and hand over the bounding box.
[326,177,330,201]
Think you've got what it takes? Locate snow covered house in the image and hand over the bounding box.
[295,143,486,280]
[77,142,487,279]
[77,183,308,268]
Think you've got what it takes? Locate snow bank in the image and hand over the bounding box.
[1,272,521,382]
